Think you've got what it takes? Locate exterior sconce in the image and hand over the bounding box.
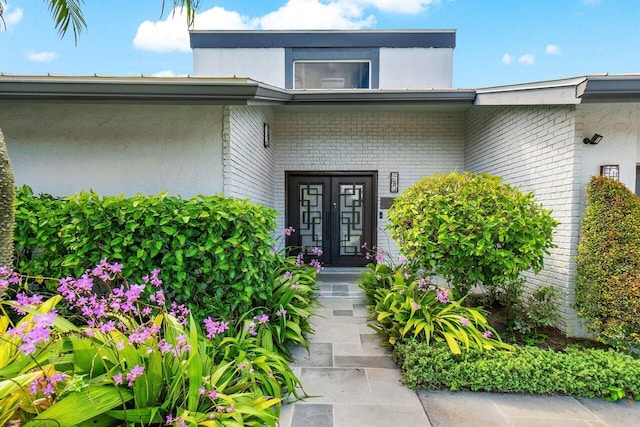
[583,133,603,145]
[390,172,399,193]
[600,165,619,181]
[263,123,271,148]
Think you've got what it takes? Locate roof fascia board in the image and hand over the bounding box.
[287,90,475,104]
[475,86,581,105]
[0,79,291,103]
[190,30,456,49]
[578,77,640,102]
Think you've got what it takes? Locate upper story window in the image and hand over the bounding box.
[294,61,371,89]
[286,48,379,90]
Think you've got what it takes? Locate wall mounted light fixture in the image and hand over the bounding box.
[600,165,620,181]
[263,123,271,148]
[390,172,399,193]
[583,133,603,145]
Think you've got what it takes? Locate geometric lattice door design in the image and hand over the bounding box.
[286,173,376,266]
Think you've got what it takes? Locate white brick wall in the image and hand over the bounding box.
[224,106,276,208]
[465,105,582,334]
[273,109,466,258]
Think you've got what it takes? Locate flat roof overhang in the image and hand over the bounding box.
[0,75,291,104]
[190,29,456,49]
[577,76,640,103]
[0,75,475,107]
[287,89,476,105]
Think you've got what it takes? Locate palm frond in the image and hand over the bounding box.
[46,0,87,45]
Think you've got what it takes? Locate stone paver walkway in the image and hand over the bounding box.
[279,268,640,427]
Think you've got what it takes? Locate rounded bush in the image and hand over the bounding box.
[575,176,640,349]
[387,172,558,295]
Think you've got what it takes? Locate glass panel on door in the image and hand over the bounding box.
[299,183,324,252]
[338,183,364,256]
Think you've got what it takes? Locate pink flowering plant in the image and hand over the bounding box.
[361,266,513,355]
[0,261,302,426]
[244,250,320,360]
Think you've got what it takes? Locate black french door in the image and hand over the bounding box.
[286,173,376,267]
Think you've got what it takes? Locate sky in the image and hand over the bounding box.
[0,0,639,88]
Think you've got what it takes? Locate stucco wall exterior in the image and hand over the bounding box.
[223,106,276,208]
[0,102,224,197]
[464,105,582,334]
[273,108,466,258]
[193,48,286,87]
[576,103,640,196]
[379,48,453,89]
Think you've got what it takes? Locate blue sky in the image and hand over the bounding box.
[0,0,638,88]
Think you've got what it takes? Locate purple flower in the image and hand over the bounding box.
[276,308,287,317]
[398,255,408,264]
[204,317,230,339]
[284,271,293,280]
[375,249,385,263]
[483,330,493,338]
[460,317,471,327]
[113,373,123,386]
[436,288,450,304]
[254,314,270,324]
[312,246,323,256]
[411,301,420,310]
[126,365,145,386]
[245,321,257,336]
[310,258,323,273]
[282,227,295,237]
[295,253,304,266]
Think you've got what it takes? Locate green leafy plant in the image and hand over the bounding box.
[361,265,513,355]
[387,172,558,297]
[575,176,640,350]
[396,340,640,400]
[0,262,303,426]
[14,187,279,322]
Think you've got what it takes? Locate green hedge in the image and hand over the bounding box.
[575,176,640,349]
[397,341,640,400]
[14,186,278,321]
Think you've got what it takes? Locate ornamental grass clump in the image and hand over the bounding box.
[0,261,303,426]
[387,172,558,297]
[575,176,640,350]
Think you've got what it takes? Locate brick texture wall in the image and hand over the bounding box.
[273,110,466,258]
[224,106,276,208]
[465,105,582,334]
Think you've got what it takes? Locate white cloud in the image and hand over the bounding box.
[518,53,535,65]
[134,0,441,53]
[260,0,375,30]
[4,6,23,29]
[350,0,439,14]
[26,51,59,62]
[502,53,512,65]
[545,44,560,55]
[151,70,188,77]
[134,7,256,52]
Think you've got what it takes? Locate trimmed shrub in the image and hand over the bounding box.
[388,171,558,296]
[575,176,640,349]
[397,340,640,400]
[14,187,278,322]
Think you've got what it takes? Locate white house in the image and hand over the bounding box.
[1,30,639,335]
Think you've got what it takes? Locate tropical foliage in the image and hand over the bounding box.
[359,264,513,355]
[0,261,306,426]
